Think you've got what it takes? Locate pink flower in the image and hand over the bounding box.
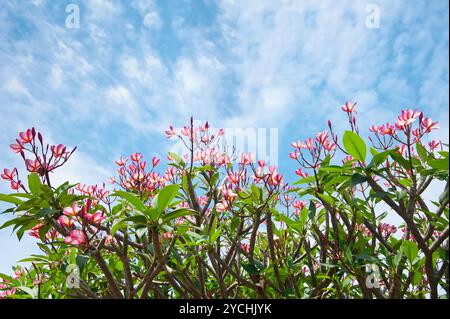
[395,109,420,130]
[130,152,143,162]
[152,156,160,167]
[303,138,313,150]
[1,168,17,181]
[85,211,105,224]
[269,172,283,186]
[323,140,336,152]
[137,161,146,170]
[19,129,34,144]
[10,142,24,153]
[50,144,66,158]
[258,160,265,168]
[63,202,80,217]
[293,200,307,210]
[64,230,87,246]
[25,159,41,172]
[239,153,254,166]
[240,243,250,252]
[369,125,379,133]
[200,121,209,132]
[115,157,126,166]
[378,223,397,239]
[291,141,302,149]
[11,180,21,190]
[14,268,25,279]
[28,223,44,239]
[316,130,329,145]
[33,274,46,285]
[165,126,176,138]
[45,229,58,240]
[105,234,114,244]
[379,123,396,136]
[289,150,299,160]
[420,117,439,133]
[342,155,353,164]
[221,188,237,200]
[295,168,309,178]
[58,215,74,228]
[3,288,16,298]
[215,202,228,212]
[341,101,357,114]
[227,173,240,185]
[163,232,172,240]
[428,140,441,151]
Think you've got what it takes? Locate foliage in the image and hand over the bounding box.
[0,105,448,299]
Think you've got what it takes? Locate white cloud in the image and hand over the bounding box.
[143,11,162,29]
[3,77,31,97]
[50,65,63,89]
[51,151,112,186]
[106,85,135,106]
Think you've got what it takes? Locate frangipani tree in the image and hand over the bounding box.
[0,104,448,299]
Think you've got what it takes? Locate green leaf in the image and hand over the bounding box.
[147,208,160,222]
[28,173,42,195]
[168,152,184,166]
[370,147,378,156]
[349,173,368,188]
[390,152,411,170]
[154,184,180,214]
[17,286,37,299]
[308,201,316,220]
[367,150,393,168]
[343,131,367,162]
[209,215,222,243]
[121,215,148,225]
[111,220,127,236]
[317,193,335,206]
[354,254,379,263]
[113,191,147,213]
[300,207,308,225]
[428,157,449,171]
[38,224,50,242]
[416,143,428,162]
[393,247,404,268]
[242,263,260,275]
[162,208,195,224]
[0,273,20,286]
[76,255,90,273]
[402,240,419,264]
[0,218,21,230]
[0,194,23,205]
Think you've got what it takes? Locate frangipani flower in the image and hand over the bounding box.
[64,230,88,246]
[63,203,80,217]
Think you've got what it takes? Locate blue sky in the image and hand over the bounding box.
[0,0,448,273]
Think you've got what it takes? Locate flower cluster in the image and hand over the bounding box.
[290,127,337,171]
[341,101,359,133]
[0,279,16,299]
[357,222,398,240]
[1,168,23,191]
[166,118,227,167]
[7,128,76,188]
[111,153,165,195]
[369,109,439,150]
